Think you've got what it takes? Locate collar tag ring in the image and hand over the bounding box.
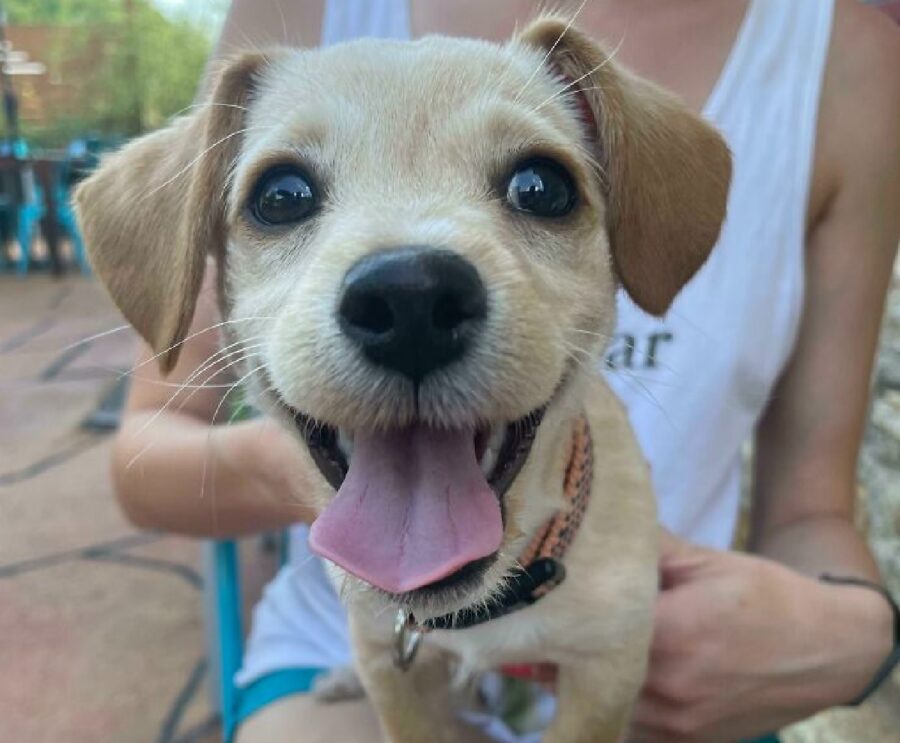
[393,609,423,671]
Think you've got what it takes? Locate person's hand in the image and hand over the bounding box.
[204,416,319,529]
[500,530,892,742]
[628,531,894,743]
[232,417,318,509]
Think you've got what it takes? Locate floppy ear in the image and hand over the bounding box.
[74,52,272,372]
[516,18,732,315]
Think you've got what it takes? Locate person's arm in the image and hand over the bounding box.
[747,0,900,697]
[201,0,323,95]
[113,264,316,537]
[749,4,900,580]
[629,4,900,741]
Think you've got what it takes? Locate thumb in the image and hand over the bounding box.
[657,525,694,561]
[657,526,707,589]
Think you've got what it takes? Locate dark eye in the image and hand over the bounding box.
[506,159,576,218]
[250,167,318,226]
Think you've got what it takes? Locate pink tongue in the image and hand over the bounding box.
[308,425,502,594]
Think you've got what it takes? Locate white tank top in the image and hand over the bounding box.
[321,0,410,45]
[237,0,836,693]
[604,0,834,548]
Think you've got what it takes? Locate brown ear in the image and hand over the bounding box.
[74,52,271,371]
[516,18,732,315]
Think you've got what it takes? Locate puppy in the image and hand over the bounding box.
[76,18,730,743]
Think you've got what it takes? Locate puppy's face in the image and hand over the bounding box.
[231,38,611,432]
[76,20,730,618]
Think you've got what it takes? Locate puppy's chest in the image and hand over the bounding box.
[426,618,544,674]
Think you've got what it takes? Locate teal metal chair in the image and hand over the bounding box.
[54,174,90,274]
[0,141,46,276]
[205,540,245,742]
[204,398,260,740]
[14,180,45,275]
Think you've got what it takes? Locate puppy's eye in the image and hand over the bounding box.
[506,159,576,218]
[250,167,318,226]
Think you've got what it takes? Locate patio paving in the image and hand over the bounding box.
[0,274,279,743]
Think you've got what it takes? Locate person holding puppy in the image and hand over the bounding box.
[107,1,900,742]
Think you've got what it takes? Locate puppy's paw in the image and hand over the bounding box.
[312,665,367,703]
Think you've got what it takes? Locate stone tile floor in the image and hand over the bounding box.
[0,274,281,743]
[2,270,898,743]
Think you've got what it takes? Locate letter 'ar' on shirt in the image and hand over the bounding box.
[605,331,673,370]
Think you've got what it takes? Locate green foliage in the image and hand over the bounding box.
[10,0,214,147]
[84,2,211,135]
[6,0,125,26]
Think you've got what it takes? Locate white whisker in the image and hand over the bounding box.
[140,125,273,203]
[200,363,268,521]
[175,336,267,394]
[57,324,132,354]
[123,378,255,390]
[128,342,265,445]
[514,0,589,102]
[274,0,288,45]
[570,327,613,342]
[175,348,266,414]
[124,316,274,377]
[532,34,626,113]
[166,101,251,121]
[125,358,265,476]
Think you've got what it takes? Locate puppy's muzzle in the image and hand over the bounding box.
[338,247,487,382]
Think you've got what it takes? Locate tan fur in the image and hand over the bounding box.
[516,18,732,315]
[73,52,273,372]
[76,16,730,742]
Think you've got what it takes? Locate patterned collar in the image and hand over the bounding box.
[413,416,594,633]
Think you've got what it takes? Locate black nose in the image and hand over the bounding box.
[338,248,487,382]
